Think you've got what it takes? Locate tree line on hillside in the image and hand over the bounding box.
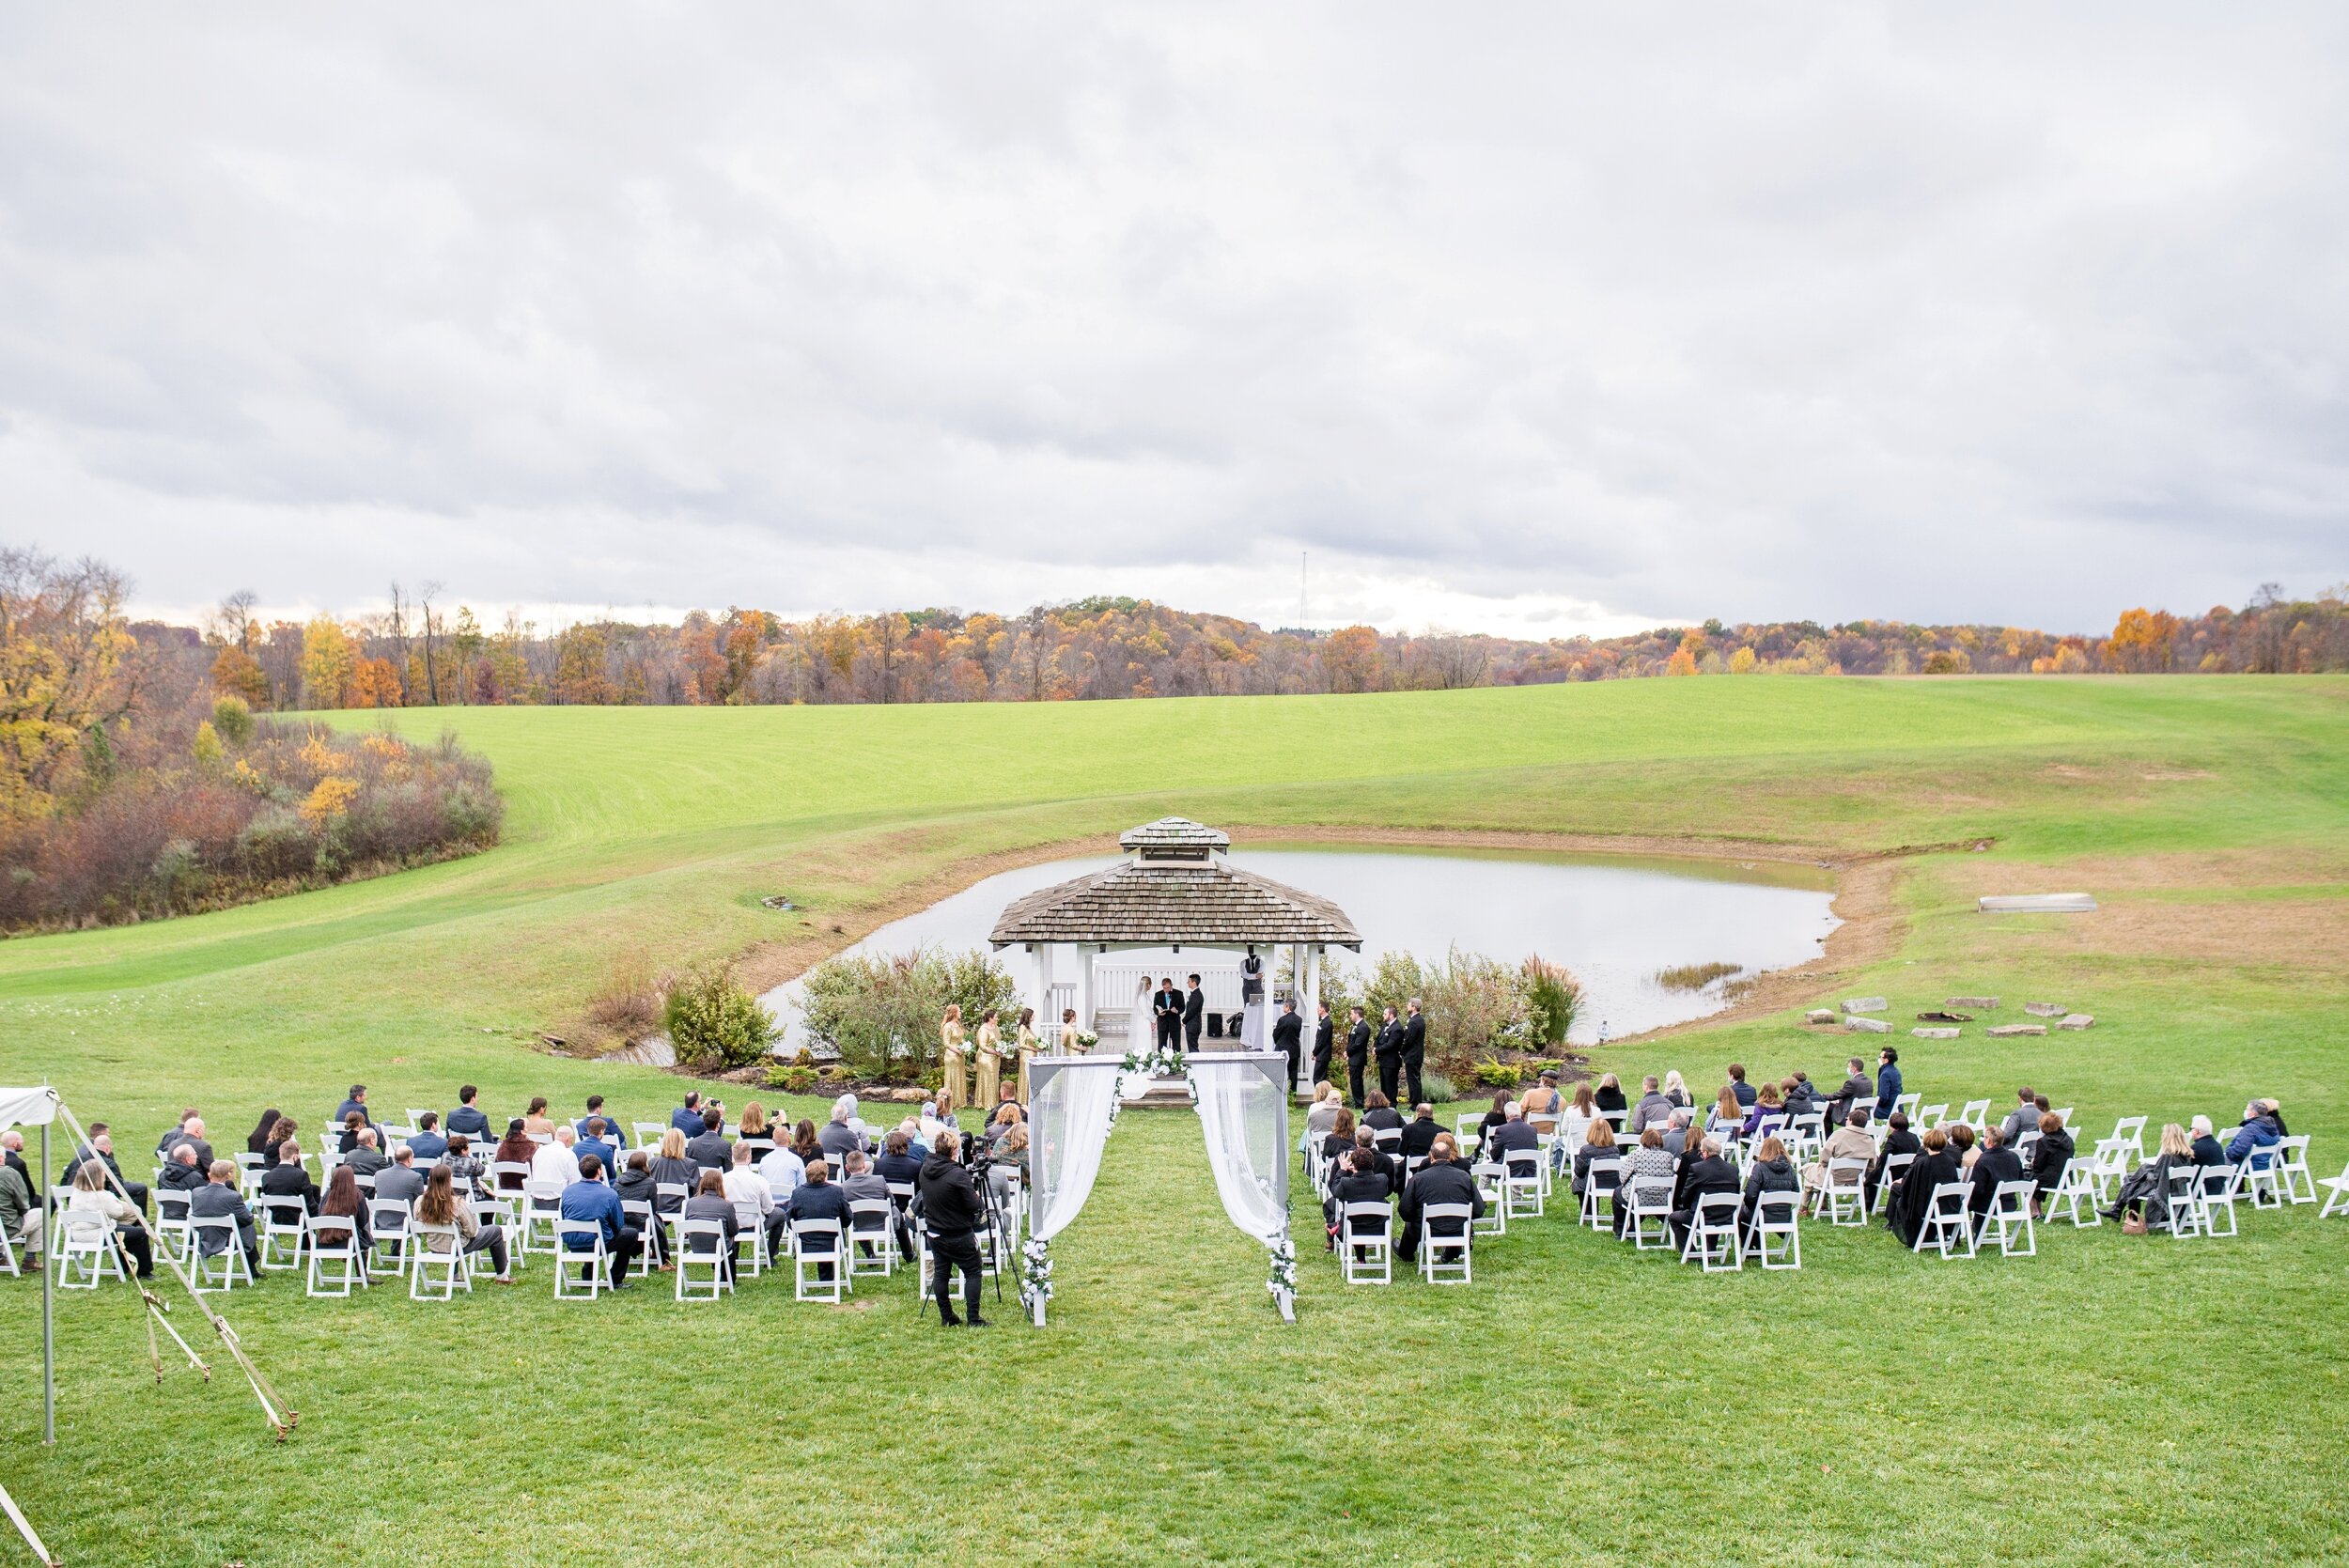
[0,548,502,931]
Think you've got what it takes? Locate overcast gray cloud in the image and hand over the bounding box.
[2,4,2343,636]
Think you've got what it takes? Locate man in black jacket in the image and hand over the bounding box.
[1271,1001,1303,1092]
[158,1144,209,1195]
[1967,1125,2025,1230]
[1669,1138,1739,1248]
[1399,1104,1440,1162]
[1153,979,1181,1048]
[1399,1000,1427,1108]
[1311,1001,1335,1090]
[1324,1147,1394,1255]
[1374,1007,1403,1105]
[190,1161,261,1276]
[1182,975,1206,1050]
[1396,1135,1484,1263]
[1824,1058,1872,1129]
[1345,1007,1372,1107]
[64,1126,146,1214]
[916,1132,989,1327]
[685,1108,733,1171]
[258,1141,321,1215]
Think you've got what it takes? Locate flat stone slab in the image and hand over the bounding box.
[1947,996,1999,1010]
[1979,893,2098,913]
[1844,1017,1894,1033]
[1912,1027,1962,1039]
[1987,1023,2048,1037]
[2023,1001,2068,1017]
[1805,1009,1838,1025]
[2057,1014,2095,1031]
[1842,997,1889,1014]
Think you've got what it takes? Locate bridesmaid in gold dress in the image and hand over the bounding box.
[1061,1007,1083,1051]
[940,1004,968,1111]
[974,1009,1004,1111]
[1014,1006,1040,1104]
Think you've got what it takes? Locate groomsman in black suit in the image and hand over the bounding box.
[1375,1006,1403,1105]
[1183,973,1206,1049]
[1400,999,1428,1108]
[1311,1001,1335,1092]
[1270,1001,1303,1091]
[1344,1006,1372,1107]
[1154,978,1181,1048]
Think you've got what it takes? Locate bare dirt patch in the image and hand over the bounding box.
[2037,897,2349,970]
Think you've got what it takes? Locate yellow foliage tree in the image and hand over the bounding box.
[300,774,360,827]
[300,617,360,709]
[1728,645,1757,674]
[0,550,136,824]
[210,644,271,707]
[1664,645,1698,676]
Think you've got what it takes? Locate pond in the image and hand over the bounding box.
[762,843,1839,1049]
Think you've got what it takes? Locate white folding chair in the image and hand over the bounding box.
[257,1196,308,1270]
[2197,1164,2245,1237]
[410,1221,472,1300]
[2242,1145,2284,1210]
[620,1199,660,1266]
[151,1189,195,1265]
[1871,1153,1915,1218]
[1627,1183,1674,1250]
[1957,1099,1991,1132]
[1890,1092,1921,1125]
[848,1200,894,1280]
[2274,1137,2316,1205]
[368,1198,414,1273]
[2317,1160,2349,1219]
[675,1218,733,1300]
[0,1225,18,1279]
[1747,1191,1802,1270]
[304,1217,366,1296]
[521,1179,565,1259]
[1980,1180,2037,1257]
[1680,1192,1742,1272]
[189,1216,255,1292]
[1578,1158,1622,1230]
[1470,1162,1507,1237]
[632,1122,668,1150]
[55,1222,127,1290]
[2108,1116,2149,1170]
[792,1218,845,1302]
[1502,1149,1544,1219]
[2090,1139,2134,1203]
[1917,1104,1949,1131]
[2046,1158,2102,1226]
[1817,1158,1867,1226]
[1913,1182,1975,1258]
[1417,1203,1471,1284]
[2157,1165,2204,1237]
[552,1220,613,1298]
[1340,1202,1392,1284]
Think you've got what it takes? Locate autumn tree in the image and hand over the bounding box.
[2105,607,2181,673]
[0,548,138,823]
[1321,625,1383,693]
[300,617,360,709]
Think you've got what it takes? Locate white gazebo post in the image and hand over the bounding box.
[1300,942,1322,1092]
[1076,944,1095,1048]
[1035,940,1057,1044]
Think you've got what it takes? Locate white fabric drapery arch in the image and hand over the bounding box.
[1028,1060,1123,1245]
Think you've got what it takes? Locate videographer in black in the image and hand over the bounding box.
[916,1128,990,1327]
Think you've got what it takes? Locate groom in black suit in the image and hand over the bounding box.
[1183,973,1206,1049]
[1345,1006,1372,1107]
[1311,1001,1334,1091]
[1154,979,1181,1048]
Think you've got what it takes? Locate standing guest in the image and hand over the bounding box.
[1324,1145,1396,1253]
[1968,1125,2025,1230]
[1345,1006,1373,1108]
[1874,1048,1903,1121]
[1399,1103,1442,1163]
[784,1157,849,1282]
[1807,1111,1879,1196]
[490,1120,537,1188]
[191,1159,261,1276]
[374,1144,427,1207]
[2187,1116,2224,1167]
[1725,1064,1757,1110]
[1866,1112,1921,1210]
[917,1129,988,1327]
[1374,1006,1404,1106]
[1060,1006,1085,1053]
[1395,1134,1483,1264]
[1631,1076,1673,1133]
[318,1165,372,1251]
[1183,974,1206,1051]
[260,1141,321,1214]
[1738,1135,1800,1233]
[1272,1001,1304,1092]
[414,1163,512,1283]
[670,1091,708,1139]
[1824,1059,1872,1128]
[1614,1127,1677,1239]
[685,1108,733,1172]
[1998,1089,2042,1148]
[1594,1073,1628,1118]
[681,1169,741,1282]
[65,1163,151,1279]
[726,1141,787,1258]
[1150,979,1179,1049]
[521,1097,556,1139]
[1311,1001,1335,1091]
[573,1095,614,1140]
[446,1085,491,1141]
[444,1134,487,1199]
[941,1006,970,1110]
[1888,1128,1961,1247]
[1670,1137,1740,1247]
[0,1157,39,1267]
[974,1010,1005,1110]
[529,1125,582,1188]
[1573,1119,1619,1201]
[1399,999,1428,1108]
[1661,1071,1694,1110]
[405,1112,448,1165]
[243,1109,285,1160]
[559,1154,640,1287]
[574,1118,619,1176]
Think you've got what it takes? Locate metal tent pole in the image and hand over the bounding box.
[39,1116,53,1444]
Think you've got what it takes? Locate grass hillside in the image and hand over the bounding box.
[2,675,2344,1566]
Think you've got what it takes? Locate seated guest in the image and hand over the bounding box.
[818,1095,865,1163]
[405,1111,448,1165]
[1324,1146,1395,1253]
[256,1117,298,1169]
[2187,1115,2223,1167]
[1630,1076,1672,1133]
[574,1094,614,1140]
[1998,1087,2041,1148]
[574,1117,619,1177]
[1395,1135,1483,1263]
[726,1141,788,1257]
[318,1165,372,1250]
[1670,1137,1739,1246]
[681,1169,741,1281]
[686,1107,734,1171]
[521,1096,556,1138]
[168,1116,216,1172]
[1661,1069,1693,1110]
[987,1125,1028,1209]
[373,1144,427,1207]
[413,1163,512,1283]
[0,1131,29,1206]
[2030,1113,2075,1214]
[875,1128,925,1189]
[840,1147,895,1260]
[1660,1109,1695,1157]
[334,1084,372,1128]
[1823,1058,1871,1127]
[1474,1093,1510,1153]
[1557,1083,1599,1152]
[1741,1082,1785,1139]
[1781,1075,1820,1121]
[758,1130,809,1203]
[1738,1135,1799,1231]
[1318,1108,1359,1172]
[158,1143,210,1194]
[2261,1098,2289,1138]
[243,1108,285,1161]
[2225,1101,2281,1167]
[190,1159,261,1275]
[1726,1063,1758,1109]
[1593,1074,1627,1117]
[980,1102,1022,1150]
[334,1110,368,1156]
[646,1128,700,1211]
[787,1118,824,1172]
[490,1120,537,1185]
[65,1162,152,1279]
[736,1103,773,1148]
[1865,1112,1921,1209]
[1299,1084,1344,1155]
[259,1141,320,1214]
[444,1133,487,1198]
[0,1157,38,1267]
[1705,1088,1744,1141]
[345,1127,390,1180]
[1399,1103,1441,1163]
[1613,1126,1677,1239]
[66,1127,148,1216]
[446,1084,491,1141]
[613,1149,662,1246]
[2108,1124,2197,1226]
[1888,1128,1961,1247]
[1486,1102,1539,1163]
[156,1107,199,1160]
[784,1157,849,1281]
[1807,1110,1878,1194]
[1352,1126,1404,1194]
[1361,1092,1404,1134]
[1967,1124,2024,1228]
[1946,1122,1978,1172]
[1572,1119,1619,1199]
[670,1092,707,1138]
[559,1155,640,1286]
[529,1125,583,1188]
[1521,1071,1564,1127]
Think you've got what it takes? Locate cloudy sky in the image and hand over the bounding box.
[3,6,2342,638]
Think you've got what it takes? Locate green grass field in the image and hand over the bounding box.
[3,675,2346,1566]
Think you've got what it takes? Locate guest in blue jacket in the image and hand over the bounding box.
[404,1112,449,1165]
[574,1117,620,1179]
[1874,1048,1903,1120]
[2224,1101,2281,1169]
[558,1155,640,1286]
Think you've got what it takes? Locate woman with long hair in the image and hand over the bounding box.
[1319,1107,1358,1171]
[1594,1073,1627,1116]
[260,1116,299,1168]
[491,1119,536,1189]
[974,1009,1004,1110]
[647,1127,698,1204]
[789,1118,823,1169]
[941,1004,969,1110]
[244,1108,284,1157]
[1707,1088,1743,1141]
[2108,1124,2197,1227]
[1572,1117,1619,1198]
[414,1162,511,1283]
[738,1103,770,1142]
[1014,1006,1039,1104]
[1661,1070,1691,1109]
[319,1164,371,1250]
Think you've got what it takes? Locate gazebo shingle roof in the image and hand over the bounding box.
[988,855,1361,949]
[1118,815,1231,854]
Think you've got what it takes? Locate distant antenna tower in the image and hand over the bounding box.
[1299,551,1308,628]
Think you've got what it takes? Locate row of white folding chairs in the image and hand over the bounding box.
[1332,1199,1475,1284]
